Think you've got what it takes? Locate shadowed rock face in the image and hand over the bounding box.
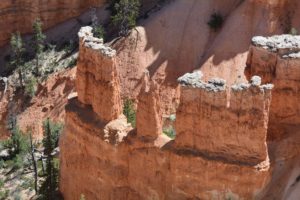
[246,34,300,140]
[0,0,106,47]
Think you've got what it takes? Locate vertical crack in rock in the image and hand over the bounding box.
[248,34,300,140]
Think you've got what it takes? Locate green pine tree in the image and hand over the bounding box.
[111,0,140,36]
[10,32,25,87]
[39,119,62,200]
[33,18,46,76]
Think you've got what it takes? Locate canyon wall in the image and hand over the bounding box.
[246,35,300,140]
[112,0,300,114]
[60,27,273,200]
[0,0,105,47]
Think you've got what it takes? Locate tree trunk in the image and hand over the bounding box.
[30,133,38,194]
[18,68,23,87]
[36,55,39,76]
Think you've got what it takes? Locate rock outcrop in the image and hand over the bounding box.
[76,27,122,122]
[176,72,273,165]
[246,35,300,140]
[136,71,162,140]
[0,0,105,47]
[60,28,273,199]
[60,106,271,199]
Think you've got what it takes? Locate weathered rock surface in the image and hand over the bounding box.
[0,0,105,47]
[246,34,300,140]
[60,32,272,198]
[76,27,122,122]
[60,98,270,200]
[176,72,273,165]
[136,71,162,140]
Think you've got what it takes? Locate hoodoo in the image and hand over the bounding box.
[1,0,300,199]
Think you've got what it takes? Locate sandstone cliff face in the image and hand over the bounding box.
[60,27,272,199]
[175,72,273,165]
[112,0,300,114]
[76,27,122,122]
[0,0,105,47]
[246,35,300,140]
[60,98,271,200]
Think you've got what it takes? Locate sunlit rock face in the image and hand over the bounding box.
[0,0,105,46]
[246,35,300,140]
[60,98,271,200]
[60,27,272,198]
[175,72,273,165]
[76,27,122,122]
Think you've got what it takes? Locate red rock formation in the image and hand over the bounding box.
[136,71,162,139]
[76,27,122,122]
[175,72,273,165]
[60,97,271,200]
[60,36,272,198]
[0,0,105,46]
[246,35,300,140]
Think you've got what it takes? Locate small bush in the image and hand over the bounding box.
[20,177,35,191]
[67,58,77,68]
[0,179,4,189]
[93,25,106,39]
[163,127,176,139]
[4,126,28,157]
[25,76,37,97]
[80,194,86,200]
[207,12,224,31]
[0,189,9,200]
[290,27,298,35]
[123,99,136,127]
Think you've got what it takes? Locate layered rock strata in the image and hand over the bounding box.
[0,0,105,47]
[176,72,273,165]
[76,27,122,122]
[246,35,300,140]
[59,25,277,200]
[60,98,271,200]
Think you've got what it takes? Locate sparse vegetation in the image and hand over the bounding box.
[32,18,46,76]
[111,0,140,36]
[207,12,224,31]
[67,57,77,68]
[39,119,63,200]
[10,32,25,87]
[290,27,298,35]
[91,7,106,39]
[123,99,136,127]
[163,127,176,139]
[80,194,86,200]
[25,76,38,97]
[93,25,106,39]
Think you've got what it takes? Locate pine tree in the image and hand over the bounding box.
[33,18,46,76]
[111,0,140,36]
[39,119,62,199]
[10,32,25,87]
